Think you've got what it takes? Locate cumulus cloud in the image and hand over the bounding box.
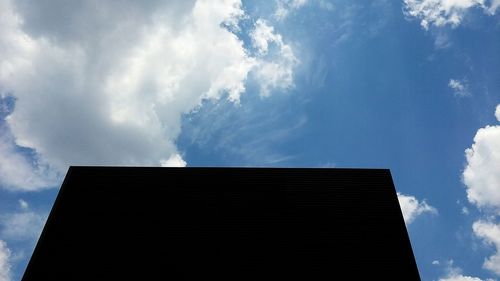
[403,0,500,29]
[449,79,470,97]
[160,153,187,167]
[463,104,500,213]
[0,240,11,281]
[464,105,500,276]
[397,192,438,225]
[473,220,500,276]
[0,0,297,190]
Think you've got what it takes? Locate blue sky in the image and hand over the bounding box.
[1,0,500,280]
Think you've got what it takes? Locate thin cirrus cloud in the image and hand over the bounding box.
[403,0,500,29]
[0,0,298,191]
[449,79,470,97]
[0,211,47,243]
[274,0,308,21]
[0,199,46,246]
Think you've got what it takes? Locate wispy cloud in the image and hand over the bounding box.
[0,240,11,281]
[397,192,438,225]
[0,200,47,242]
[250,19,299,97]
[403,0,499,30]
[274,0,308,21]
[449,79,470,97]
[438,260,495,281]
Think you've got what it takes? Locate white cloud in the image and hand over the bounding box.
[0,126,59,191]
[0,210,47,242]
[160,153,187,167]
[318,0,335,11]
[449,79,470,97]
[464,105,500,277]
[433,260,441,265]
[397,192,438,225]
[274,0,308,20]
[463,105,500,213]
[473,220,500,276]
[250,19,299,97]
[18,199,28,210]
[251,19,282,56]
[439,260,495,281]
[403,0,500,29]
[440,274,493,281]
[435,32,453,49]
[0,240,11,281]
[0,0,298,190]
[0,200,44,279]
[487,0,500,13]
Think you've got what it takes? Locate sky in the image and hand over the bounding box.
[0,0,499,280]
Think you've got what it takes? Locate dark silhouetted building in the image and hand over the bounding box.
[23,167,420,280]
